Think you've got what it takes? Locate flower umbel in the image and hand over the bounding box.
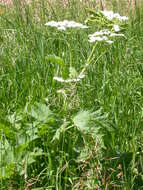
[113,24,120,32]
[101,10,128,21]
[88,29,125,44]
[53,74,85,83]
[45,20,88,31]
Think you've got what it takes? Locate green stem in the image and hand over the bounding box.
[79,44,105,77]
[87,43,97,64]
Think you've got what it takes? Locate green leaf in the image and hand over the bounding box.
[77,146,89,162]
[52,121,69,142]
[0,163,15,179]
[73,110,93,133]
[0,139,16,179]
[46,55,65,66]
[0,139,15,165]
[30,102,52,122]
[0,123,15,141]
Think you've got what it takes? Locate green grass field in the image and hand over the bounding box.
[0,1,143,189]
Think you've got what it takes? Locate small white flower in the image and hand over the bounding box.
[57,26,66,30]
[88,36,102,43]
[106,40,113,44]
[89,29,111,38]
[113,24,120,32]
[101,10,115,20]
[88,34,109,43]
[110,33,125,37]
[53,77,65,83]
[114,13,121,20]
[45,21,58,27]
[91,31,104,36]
[102,36,108,40]
[66,78,81,82]
[120,16,128,21]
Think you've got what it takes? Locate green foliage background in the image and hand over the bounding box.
[0,0,143,189]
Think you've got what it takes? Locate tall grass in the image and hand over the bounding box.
[0,1,143,189]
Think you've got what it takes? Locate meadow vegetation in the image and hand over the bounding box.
[0,0,143,189]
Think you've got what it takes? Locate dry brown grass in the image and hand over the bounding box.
[0,0,142,16]
[0,0,32,5]
[0,0,12,5]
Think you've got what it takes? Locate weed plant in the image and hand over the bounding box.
[0,0,143,189]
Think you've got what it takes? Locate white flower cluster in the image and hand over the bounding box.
[113,24,120,32]
[45,20,88,31]
[101,10,128,21]
[88,29,125,44]
[53,74,85,83]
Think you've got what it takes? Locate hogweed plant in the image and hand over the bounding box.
[44,10,129,188]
